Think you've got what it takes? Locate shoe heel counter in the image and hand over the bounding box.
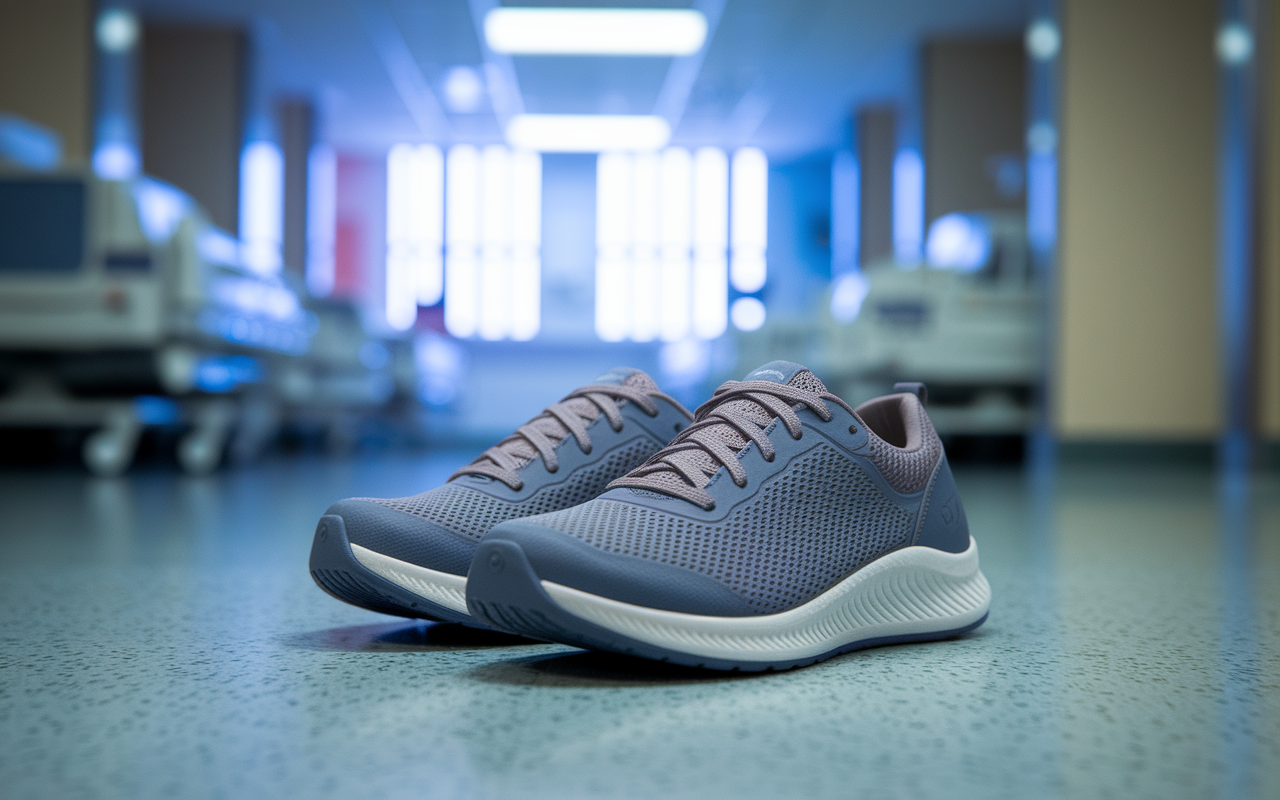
[915,455,969,553]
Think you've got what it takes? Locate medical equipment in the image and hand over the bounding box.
[0,166,315,475]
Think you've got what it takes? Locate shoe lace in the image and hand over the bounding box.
[450,383,684,491]
[608,380,853,510]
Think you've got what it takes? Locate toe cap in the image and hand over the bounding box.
[476,520,754,616]
[325,498,477,576]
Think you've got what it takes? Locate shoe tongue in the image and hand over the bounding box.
[594,366,660,394]
[743,360,828,394]
[498,368,658,467]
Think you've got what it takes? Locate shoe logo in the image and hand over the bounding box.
[748,368,786,383]
[487,551,505,573]
[940,493,960,526]
[318,522,328,541]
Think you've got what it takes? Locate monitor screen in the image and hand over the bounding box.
[0,178,86,274]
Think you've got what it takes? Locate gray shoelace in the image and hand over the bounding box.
[450,383,677,490]
[609,380,854,510]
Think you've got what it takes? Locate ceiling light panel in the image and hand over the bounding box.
[506,114,671,153]
[485,8,707,56]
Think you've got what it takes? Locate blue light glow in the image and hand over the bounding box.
[133,395,179,425]
[893,148,924,263]
[133,179,189,242]
[0,114,62,170]
[306,145,337,297]
[730,296,766,331]
[194,355,263,393]
[925,213,990,271]
[93,142,138,179]
[415,332,465,406]
[660,338,711,387]
[830,271,870,324]
[831,150,859,272]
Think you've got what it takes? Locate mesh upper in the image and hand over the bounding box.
[861,397,941,495]
[526,443,915,614]
[360,437,657,541]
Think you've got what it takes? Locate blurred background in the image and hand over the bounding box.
[3,4,1280,799]
[0,0,1276,473]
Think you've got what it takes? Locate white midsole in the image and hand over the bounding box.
[350,543,469,615]
[542,537,990,663]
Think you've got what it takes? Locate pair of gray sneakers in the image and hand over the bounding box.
[309,361,990,671]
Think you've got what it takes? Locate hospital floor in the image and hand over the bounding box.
[1,451,1277,799]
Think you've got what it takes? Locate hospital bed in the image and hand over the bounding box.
[0,166,315,475]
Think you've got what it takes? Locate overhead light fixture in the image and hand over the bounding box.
[484,8,706,56]
[506,114,670,153]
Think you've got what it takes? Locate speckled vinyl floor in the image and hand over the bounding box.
[1,453,1277,799]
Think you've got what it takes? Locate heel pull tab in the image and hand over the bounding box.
[893,382,928,406]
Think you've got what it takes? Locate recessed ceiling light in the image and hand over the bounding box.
[484,8,707,56]
[506,115,671,153]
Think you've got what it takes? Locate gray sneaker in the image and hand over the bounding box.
[309,368,693,626]
[465,361,991,668]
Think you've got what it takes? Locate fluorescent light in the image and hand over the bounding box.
[478,145,509,340]
[631,153,661,342]
[239,141,284,275]
[692,147,728,337]
[509,151,542,340]
[693,147,728,250]
[594,146,731,343]
[730,147,767,293]
[306,146,337,297]
[691,252,727,339]
[386,143,444,330]
[595,153,632,341]
[444,144,541,340]
[485,8,706,56]
[893,148,924,263]
[507,114,670,153]
[445,145,480,337]
[660,148,692,342]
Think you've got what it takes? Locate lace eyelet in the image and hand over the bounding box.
[848,425,858,434]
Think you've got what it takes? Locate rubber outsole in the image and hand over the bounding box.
[466,539,987,671]
[310,513,487,627]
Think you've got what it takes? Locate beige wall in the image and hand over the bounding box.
[0,0,93,162]
[1262,5,1280,439]
[1056,0,1220,439]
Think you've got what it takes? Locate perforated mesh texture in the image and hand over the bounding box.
[528,443,914,614]
[861,399,942,494]
[360,437,658,541]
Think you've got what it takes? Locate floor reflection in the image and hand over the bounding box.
[282,620,539,652]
